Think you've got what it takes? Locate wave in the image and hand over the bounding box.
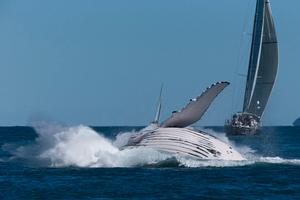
[5,123,300,168]
[256,157,300,165]
[174,156,300,168]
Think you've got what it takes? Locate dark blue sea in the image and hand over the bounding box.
[0,124,300,199]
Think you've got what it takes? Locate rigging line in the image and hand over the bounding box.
[231,0,254,114]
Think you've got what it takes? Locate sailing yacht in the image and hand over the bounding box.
[225,0,279,134]
[123,82,245,161]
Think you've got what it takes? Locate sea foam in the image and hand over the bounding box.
[10,123,300,168]
[17,123,171,167]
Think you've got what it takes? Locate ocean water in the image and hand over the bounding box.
[0,124,300,199]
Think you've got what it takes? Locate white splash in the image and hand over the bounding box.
[18,123,172,167]
[204,128,256,155]
[257,157,300,165]
[12,123,300,168]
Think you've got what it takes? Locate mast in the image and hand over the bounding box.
[243,0,265,112]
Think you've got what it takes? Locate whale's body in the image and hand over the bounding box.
[125,127,245,161]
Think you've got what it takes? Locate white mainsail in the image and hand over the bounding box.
[153,84,163,124]
[243,0,278,118]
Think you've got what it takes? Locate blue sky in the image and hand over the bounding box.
[0,0,299,126]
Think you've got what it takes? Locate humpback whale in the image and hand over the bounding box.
[123,82,245,161]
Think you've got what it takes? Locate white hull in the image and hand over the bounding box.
[125,127,245,161]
